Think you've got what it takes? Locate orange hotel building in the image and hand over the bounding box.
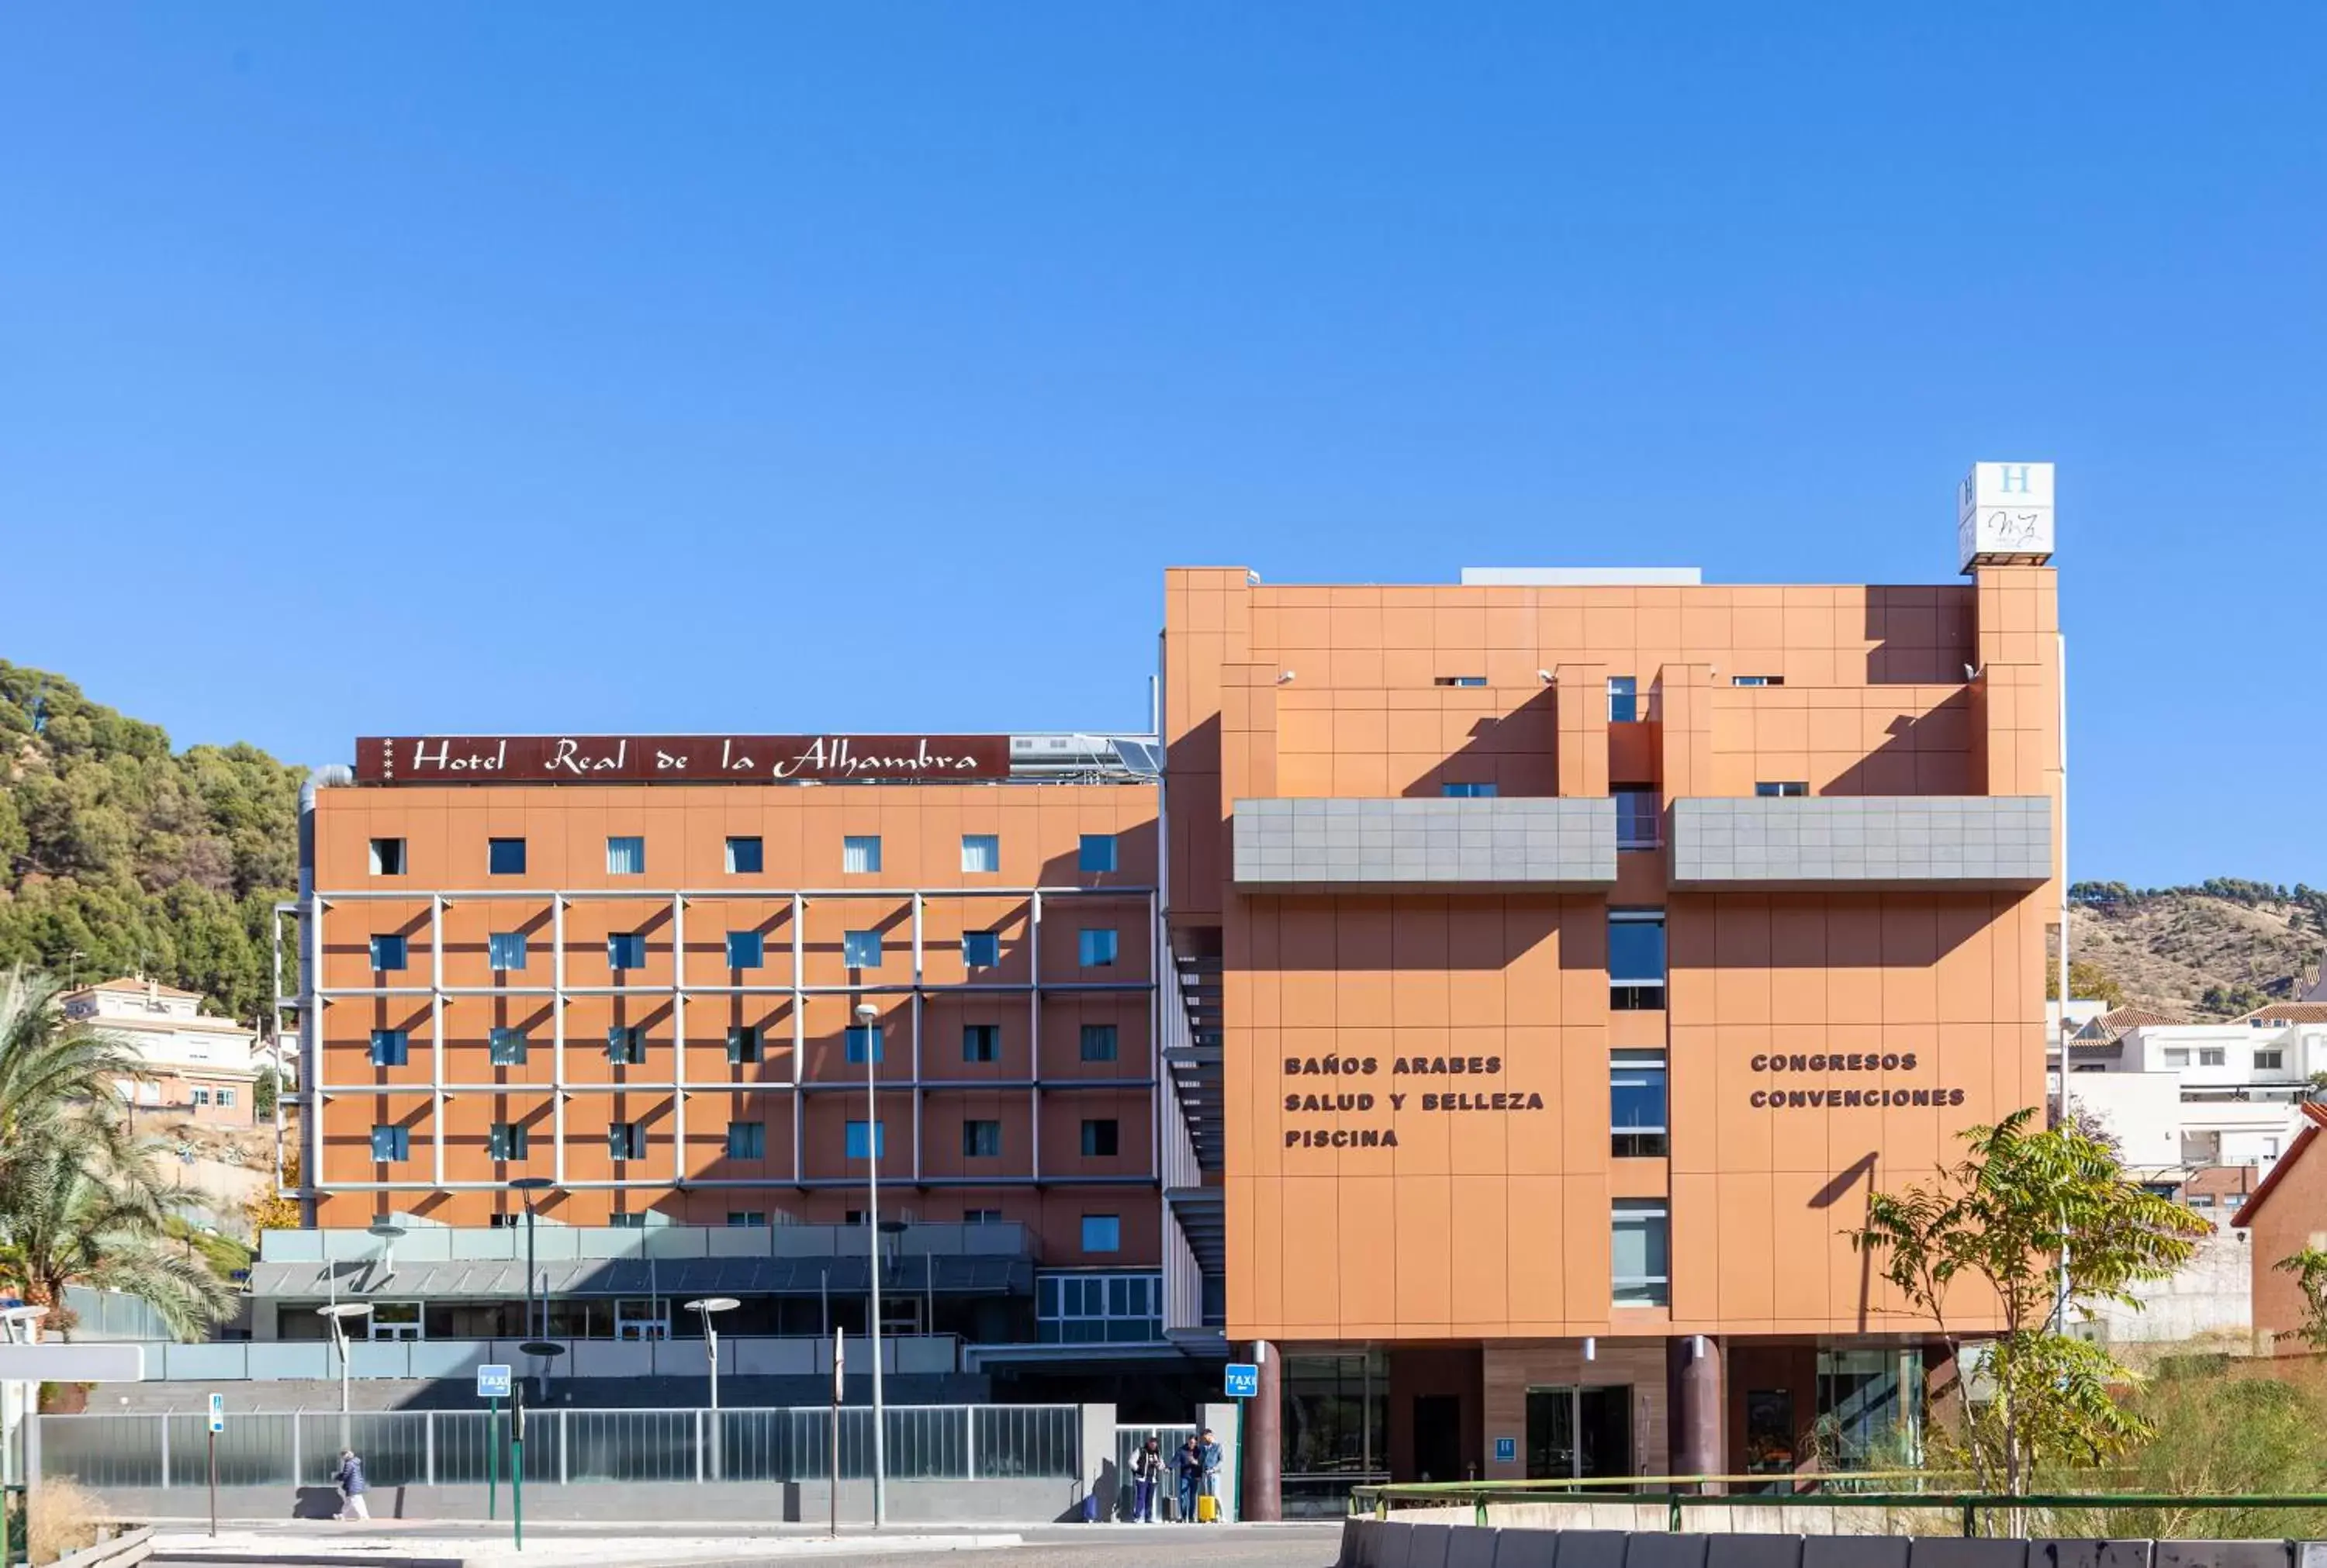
[285,472,2061,1513]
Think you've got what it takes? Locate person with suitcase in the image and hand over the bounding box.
[1198,1427,1223,1521]
[1175,1433,1205,1523]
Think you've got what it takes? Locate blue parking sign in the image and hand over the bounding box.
[1224,1363,1260,1399]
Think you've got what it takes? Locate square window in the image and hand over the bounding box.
[369,934,409,972]
[608,933,647,970]
[370,1030,410,1067]
[216,1087,236,1108]
[1613,787,1661,849]
[843,931,882,969]
[961,834,1000,874]
[1608,675,1639,723]
[489,932,527,972]
[843,835,882,874]
[725,836,764,875]
[488,838,527,876]
[725,931,766,969]
[1755,781,1809,798]
[1079,928,1119,967]
[1611,1051,1668,1159]
[963,931,1001,969]
[607,1027,647,1065]
[489,1123,528,1160]
[1079,834,1119,874]
[368,838,406,876]
[370,1125,409,1162]
[726,1211,766,1228]
[489,1027,529,1065]
[963,1120,1003,1158]
[1441,781,1498,798]
[1080,1024,1119,1062]
[606,835,645,876]
[845,1121,886,1160]
[725,1121,766,1159]
[1612,1199,1670,1306]
[845,1024,884,1064]
[963,1024,1001,1062]
[1081,1119,1119,1157]
[1081,1214,1121,1253]
[727,1027,762,1064]
[608,1123,645,1161]
[1609,912,1665,1010]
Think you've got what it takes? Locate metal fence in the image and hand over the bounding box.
[37,1404,1079,1490]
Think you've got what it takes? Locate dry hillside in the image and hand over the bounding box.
[2071,885,2325,1019]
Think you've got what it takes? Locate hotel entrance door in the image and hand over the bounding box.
[1525,1387,1632,1480]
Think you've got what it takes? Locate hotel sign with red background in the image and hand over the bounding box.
[354,734,1011,785]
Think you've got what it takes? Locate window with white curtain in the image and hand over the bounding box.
[961,834,1000,873]
[488,932,527,972]
[606,836,645,876]
[1612,1200,1670,1305]
[843,931,882,968]
[843,836,882,874]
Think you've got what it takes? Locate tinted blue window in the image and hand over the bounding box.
[607,1027,646,1064]
[725,931,765,969]
[1078,929,1119,967]
[369,1030,408,1066]
[369,935,408,971]
[1078,834,1118,873]
[370,1126,409,1162]
[489,932,527,972]
[842,931,881,968]
[488,838,527,875]
[845,1024,883,1064]
[725,836,764,874]
[1441,782,1498,798]
[606,836,645,876]
[963,931,1001,969]
[489,1027,528,1065]
[1080,1024,1118,1062]
[845,1121,886,1160]
[725,1122,765,1159]
[727,1027,762,1064]
[608,933,646,969]
[1608,676,1639,723]
[1081,1214,1121,1252]
[962,1025,1000,1062]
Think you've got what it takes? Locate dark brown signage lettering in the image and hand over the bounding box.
[355,734,1011,786]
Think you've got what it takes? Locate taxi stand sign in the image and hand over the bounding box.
[478,1363,513,1400]
[1224,1363,1260,1399]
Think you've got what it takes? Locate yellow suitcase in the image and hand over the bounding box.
[1197,1493,1219,1523]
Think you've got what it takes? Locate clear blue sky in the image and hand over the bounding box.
[5,6,2321,886]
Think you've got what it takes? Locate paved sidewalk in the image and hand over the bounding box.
[149,1525,1025,1566]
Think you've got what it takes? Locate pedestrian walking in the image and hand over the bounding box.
[1175,1433,1204,1523]
[1131,1435,1164,1523]
[1199,1425,1223,1520]
[335,1448,369,1521]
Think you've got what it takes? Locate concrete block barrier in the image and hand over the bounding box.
[2030,1545,2153,1568]
[1698,1535,1808,1568]
[1491,1527,1562,1568]
[1805,1538,1909,1568]
[1406,1523,1452,1568]
[1345,1519,2312,1568]
[1445,1525,1499,1568]
[1913,1541,2028,1568]
[1625,1535,1710,1566]
[1552,1532,1632,1568]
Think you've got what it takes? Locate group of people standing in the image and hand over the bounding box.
[1128,1427,1222,1523]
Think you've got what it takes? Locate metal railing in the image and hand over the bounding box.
[37,1404,1079,1491]
[1352,1476,2327,1538]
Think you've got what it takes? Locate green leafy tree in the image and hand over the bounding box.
[2274,1247,2327,1349]
[1852,1108,2210,1497]
[253,1065,279,1121]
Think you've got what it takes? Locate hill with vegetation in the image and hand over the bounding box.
[0,661,304,1023]
[2070,879,2327,1020]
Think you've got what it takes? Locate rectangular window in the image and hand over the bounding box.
[607,1027,646,1065]
[369,934,408,972]
[1612,1200,1670,1306]
[845,1024,884,1064]
[724,931,765,969]
[370,1030,410,1067]
[216,1087,236,1108]
[727,1027,762,1065]
[843,835,882,874]
[370,1125,409,1162]
[1609,911,1666,1010]
[963,1120,1003,1158]
[964,1208,1004,1225]
[1081,1118,1120,1157]
[843,931,882,968]
[1081,1214,1122,1253]
[1079,928,1119,967]
[608,1123,645,1161]
[489,1212,520,1229]
[489,1123,528,1160]
[489,932,527,972]
[1755,781,1809,798]
[1608,675,1639,723]
[1441,781,1499,798]
[2256,1049,2285,1071]
[962,1024,1001,1062]
[1611,1051,1669,1159]
[724,836,763,874]
[726,1211,767,1228]
[607,1213,645,1230]
[1434,675,1489,687]
[368,838,406,876]
[845,1120,886,1160]
[607,933,647,970]
[963,931,1001,969]
[489,1027,529,1065]
[2163,1048,2192,1067]
[488,838,527,876]
[725,1121,766,1159]
[1613,787,1661,849]
[961,834,1000,874]
[1080,1024,1119,1062]
[606,835,645,876]
[1731,675,1785,687]
[2200,1048,2226,1066]
[191,1086,212,1107]
[1079,834,1119,873]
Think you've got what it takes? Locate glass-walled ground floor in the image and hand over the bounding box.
[1269,1335,1935,1517]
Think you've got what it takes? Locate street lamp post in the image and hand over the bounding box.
[316,1302,372,1449]
[856,999,887,1529]
[684,1297,738,1480]
[510,1177,556,1394]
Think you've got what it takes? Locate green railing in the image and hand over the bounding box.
[1350,1477,2327,1537]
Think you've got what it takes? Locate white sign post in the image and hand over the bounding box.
[828,1328,844,1539]
[206,1394,224,1538]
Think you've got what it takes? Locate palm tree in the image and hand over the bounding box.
[0,967,234,1338]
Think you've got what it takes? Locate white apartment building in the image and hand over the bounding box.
[59,977,264,1124]
[2065,1003,2327,1178]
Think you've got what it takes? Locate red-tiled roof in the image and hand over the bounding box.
[2241,1003,2327,1025]
[2231,1102,2327,1231]
[2094,1005,2187,1035]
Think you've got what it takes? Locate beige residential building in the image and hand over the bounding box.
[61,978,263,1124]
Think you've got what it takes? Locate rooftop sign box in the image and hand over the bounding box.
[1957,461,2056,572]
[355,734,1012,786]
